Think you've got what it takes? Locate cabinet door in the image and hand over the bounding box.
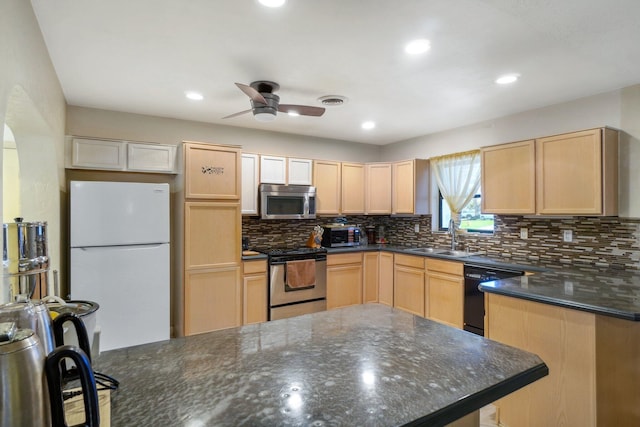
[537,129,605,215]
[393,160,415,214]
[184,267,241,335]
[243,272,267,325]
[362,252,379,303]
[313,160,341,214]
[71,138,126,170]
[427,271,464,329]
[327,264,363,309]
[260,155,287,184]
[127,142,177,173]
[184,142,241,200]
[288,158,313,185]
[481,140,535,214]
[241,153,259,215]
[365,163,392,214]
[341,162,365,214]
[184,201,241,269]
[394,264,425,316]
[378,252,394,306]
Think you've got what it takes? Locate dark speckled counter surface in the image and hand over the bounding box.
[94,304,547,426]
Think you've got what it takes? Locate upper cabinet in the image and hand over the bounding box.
[365,163,392,214]
[341,162,365,214]
[259,155,313,185]
[241,153,259,215]
[313,160,342,215]
[481,128,618,216]
[392,159,430,215]
[288,158,313,185]
[184,141,241,200]
[68,137,178,173]
[481,140,536,214]
[260,155,287,184]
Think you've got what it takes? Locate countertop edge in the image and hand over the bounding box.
[404,362,549,427]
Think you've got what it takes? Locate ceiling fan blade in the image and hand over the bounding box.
[222,109,252,119]
[278,104,326,117]
[235,83,267,105]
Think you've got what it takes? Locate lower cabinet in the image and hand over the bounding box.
[363,252,379,303]
[242,260,268,325]
[327,253,363,309]
[184,267,241,335]
[378,252,394,306]
[425,259,464,329]
[393,254,425,316]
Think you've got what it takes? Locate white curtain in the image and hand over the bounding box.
[430,149,481,226]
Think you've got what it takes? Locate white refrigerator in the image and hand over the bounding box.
[70,181,170,351]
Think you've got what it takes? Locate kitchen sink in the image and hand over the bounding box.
[407,248,479,258]
[437,250,474,257]
[407,247,446,254]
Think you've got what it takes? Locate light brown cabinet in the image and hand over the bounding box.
[365,163,392,214]
[362,252,379,303]
[393,254,425,316]
[327,253,363,309]
[481,128,618,216]
[378,252,394,306]
[182,142,242,336]
[425,258,464,329]
[392,159,430,215]
[481,140,536,214]
[341,162,365,214]
[242,260,268,325]
[313,160,341,215]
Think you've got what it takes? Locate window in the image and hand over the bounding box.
[439,190,494,233]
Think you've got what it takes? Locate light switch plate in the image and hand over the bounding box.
[520,228,528,239]
[414,224,420,233]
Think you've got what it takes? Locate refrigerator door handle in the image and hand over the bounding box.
[75,243,168,251]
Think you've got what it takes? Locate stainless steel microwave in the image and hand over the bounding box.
[260,184,316,220]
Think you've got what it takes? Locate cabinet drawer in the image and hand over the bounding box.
[426,258,463,276]
[394,254,425,269]
[243,260,267,274]
[327,252,362,266]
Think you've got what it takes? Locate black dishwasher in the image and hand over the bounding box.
[463,264,524,336]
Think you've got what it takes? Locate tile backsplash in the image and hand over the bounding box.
[243,215,640,270]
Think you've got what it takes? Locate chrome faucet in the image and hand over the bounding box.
[448,218,457,251]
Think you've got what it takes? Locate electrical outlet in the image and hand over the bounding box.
[520,228,528,239]
[563,229,573,242]
[414,224,420,233]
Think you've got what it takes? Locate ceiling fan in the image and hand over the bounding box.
[223,81,325,122]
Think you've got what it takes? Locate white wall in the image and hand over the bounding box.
[1,0,67,283]
[66,106,382,163]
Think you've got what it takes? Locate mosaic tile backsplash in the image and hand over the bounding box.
[242,215,640,270]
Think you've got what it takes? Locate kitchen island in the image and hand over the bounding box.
[94,304,547,426]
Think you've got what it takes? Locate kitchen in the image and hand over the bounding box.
[3,0,640,426]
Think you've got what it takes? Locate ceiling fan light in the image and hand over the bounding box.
[254,112,277,122]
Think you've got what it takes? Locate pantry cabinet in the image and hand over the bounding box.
[393,254,425,316]
[392,159,430,215]
[242,260,268,325]
[313,160,342,214]
[365,163,392,214]
[425,258,464,329]
[327,253,363,309]
[481,140,536,214]
[481,128,618,216]
[182,142,242,336]
[341,162,365,214]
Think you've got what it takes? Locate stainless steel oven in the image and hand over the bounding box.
[266,248,327,320]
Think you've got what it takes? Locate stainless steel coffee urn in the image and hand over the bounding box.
[2,218,50,304]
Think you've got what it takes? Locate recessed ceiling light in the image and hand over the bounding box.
[405,39,431,55]
[495,74,519,85]
[362,121,376,130]
[258,0,286,7]
[185,91,203,101]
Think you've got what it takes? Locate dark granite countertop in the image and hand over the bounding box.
[325,245,640,321]
[94,304,547,427]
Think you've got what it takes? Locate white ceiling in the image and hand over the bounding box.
[30,0,640,145]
